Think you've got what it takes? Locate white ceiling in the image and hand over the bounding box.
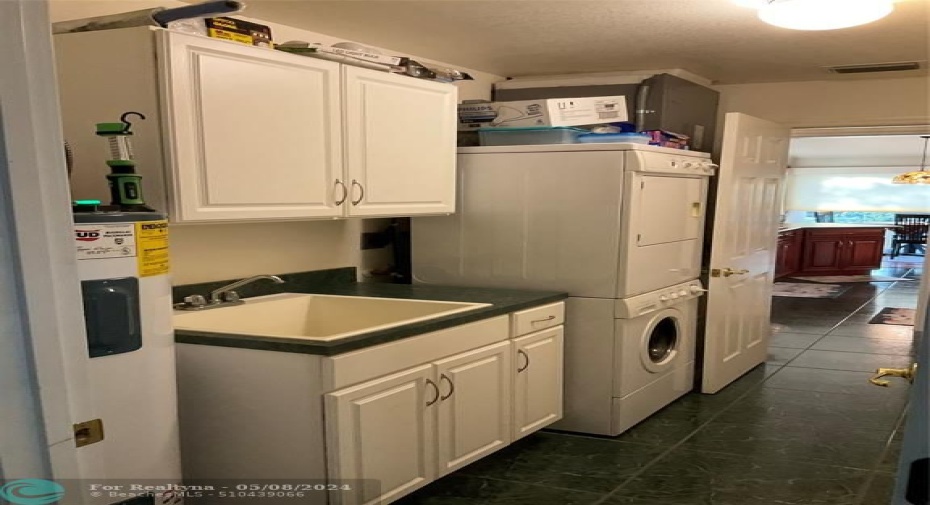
[790,135,930,167]
[241,0,930,84]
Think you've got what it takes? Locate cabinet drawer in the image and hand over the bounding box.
[511,302,565,337]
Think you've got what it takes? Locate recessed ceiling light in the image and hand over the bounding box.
[731,0,770,8]
[758,0,894,30]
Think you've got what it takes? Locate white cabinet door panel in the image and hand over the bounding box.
[343,66,456,217]
[160,32,343,222]
[325,365,436,505]
[434,341,511,475]
[513,327,564,440]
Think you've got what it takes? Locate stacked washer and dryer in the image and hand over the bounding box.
[412,143,715,436]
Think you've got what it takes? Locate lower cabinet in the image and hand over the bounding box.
[513,327,564,441]
[324,365,437,505]
[798,228,886,275]
[435,341,512,476]
[325,316,565,505]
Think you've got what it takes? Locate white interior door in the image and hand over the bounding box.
[702,113,790,394]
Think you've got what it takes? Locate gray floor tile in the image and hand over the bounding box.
[770,332,823,349]
[680,415,891,469]
[767,346,805,365]
[790,349,913,372]
[829,323,916,339]
[811,336,916,356]
[396,474,605,505]
[765,366,912,400]
[717,388,907,428]
[606,448,869,505]
[456,432,665,493]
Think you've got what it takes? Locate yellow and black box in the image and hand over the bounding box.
[204,17,273,47]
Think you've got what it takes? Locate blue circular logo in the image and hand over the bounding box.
[0,479,65,505]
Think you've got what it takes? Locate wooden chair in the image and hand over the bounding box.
[890,214,929,258]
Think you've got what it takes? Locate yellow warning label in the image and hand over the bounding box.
[136,220,170,277]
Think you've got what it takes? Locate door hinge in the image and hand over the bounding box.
[641,181,645,189]
[637,234,642,243]
[74,418,105,447]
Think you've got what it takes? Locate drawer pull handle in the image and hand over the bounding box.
[531,315,556,324]
[440,374,455,401]
[517,349,530,373]
[425,379,440,406]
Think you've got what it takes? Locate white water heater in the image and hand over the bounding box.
[73,207,182,503]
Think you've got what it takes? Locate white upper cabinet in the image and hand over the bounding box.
[343,66,457,217]
[161,31,344,222]
[56,28,457,223]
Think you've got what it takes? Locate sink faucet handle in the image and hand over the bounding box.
[220,291,241,303]
[185,294,207,307]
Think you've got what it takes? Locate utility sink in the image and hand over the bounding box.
[173,293,491,342]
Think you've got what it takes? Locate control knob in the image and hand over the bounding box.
[669,293,680,300]
[659,295,669,302]
[678,290,688,296]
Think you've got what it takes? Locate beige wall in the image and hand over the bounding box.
[50,1,504,285]
[717,76,930,129]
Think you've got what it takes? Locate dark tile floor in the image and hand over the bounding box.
[397,259,922,505]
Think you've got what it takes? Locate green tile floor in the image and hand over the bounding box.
[397,260,922,505]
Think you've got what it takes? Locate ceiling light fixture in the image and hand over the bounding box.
[732,0,894,31]
[893,136,930,184]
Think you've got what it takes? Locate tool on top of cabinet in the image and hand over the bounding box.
[95,111,156,212]
[52,0,244,34]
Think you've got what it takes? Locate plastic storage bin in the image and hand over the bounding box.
[478,127,586,146]
[576,132,651,144]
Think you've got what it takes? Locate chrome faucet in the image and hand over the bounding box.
[174,274,286,311]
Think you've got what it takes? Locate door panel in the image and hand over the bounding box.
[161,31,343,221]
[803,234,845,271]
[434,341,511,475]
[845,233,885,270]
[703,113,789,394]
[633,175,705,246]
[343,66,456,216]
[513,327,564,440]
[325,365,435,505]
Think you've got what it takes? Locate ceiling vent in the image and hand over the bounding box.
[827,62,922,74]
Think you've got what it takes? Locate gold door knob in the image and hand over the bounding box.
[869,363,918,387]
[711,268,750,278]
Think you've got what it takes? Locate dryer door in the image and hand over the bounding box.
[618,172,708,297]
[630,173,705,246]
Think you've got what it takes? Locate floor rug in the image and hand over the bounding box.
[772,282,849,299]
[790,275,911,283]
[869,307,916,326]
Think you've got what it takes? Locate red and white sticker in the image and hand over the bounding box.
[74,223,136,260]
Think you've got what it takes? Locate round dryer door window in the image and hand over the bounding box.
[647,317,679,364]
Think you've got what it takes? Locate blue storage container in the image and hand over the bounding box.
[478,127,587,146]
[576,132,651,144]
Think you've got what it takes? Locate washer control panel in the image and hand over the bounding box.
[616,280,706,319]
[626,151,716,176]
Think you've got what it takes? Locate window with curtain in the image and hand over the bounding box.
[786,166,930,213]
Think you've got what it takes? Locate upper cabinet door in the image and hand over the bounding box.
[343,66,457,217]
[160,32,344,222]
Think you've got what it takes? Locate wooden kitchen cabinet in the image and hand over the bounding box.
[56,28,457,223]
[795,227,885,276]
[774,230,802,278]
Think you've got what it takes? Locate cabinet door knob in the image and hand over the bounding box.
[439,374,455,401]
[517,349,530,373]
[334,179,348,206]
[351,179,365,206]
[425,379,440,406]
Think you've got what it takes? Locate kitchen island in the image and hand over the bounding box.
[776,224,889,278]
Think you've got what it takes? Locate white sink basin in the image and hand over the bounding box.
[173,293,491,342]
